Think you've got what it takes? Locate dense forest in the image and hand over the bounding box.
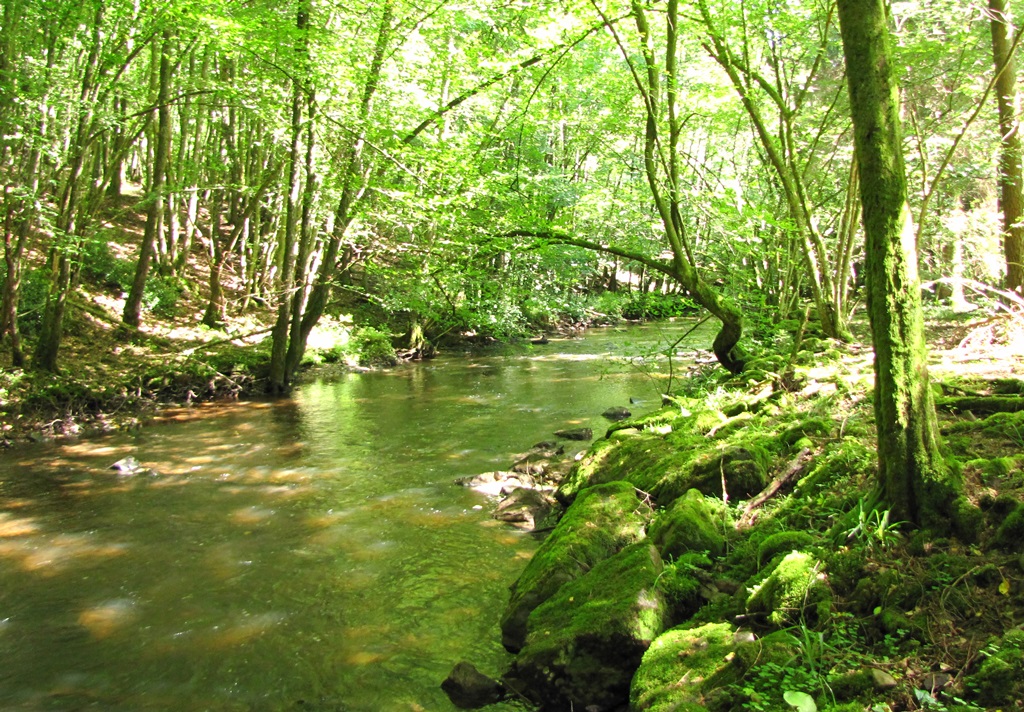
[3,0,1024,709]
[2,0,1020,382]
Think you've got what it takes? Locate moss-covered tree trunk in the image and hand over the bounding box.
[836,0,955,527]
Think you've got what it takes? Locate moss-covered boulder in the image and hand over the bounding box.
[756,530,818,569]
[557,433,686,504]
[745,550,831,627]
[507,543,667,711]
[648,489,728,560]
[630,622,735,712]
[560,433,769,510]
[654,446,769,504]
[500,481,650,652]
[991,502,1024,551]
[630,623,798,711]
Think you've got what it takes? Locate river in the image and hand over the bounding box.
[0,321,714,711]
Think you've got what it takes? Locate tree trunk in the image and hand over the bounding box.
[123,30,173,328]
[837,0,958,529]
[989,0,1024,295]
[267,3,310,394]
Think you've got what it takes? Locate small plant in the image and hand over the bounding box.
[844,499,904,551]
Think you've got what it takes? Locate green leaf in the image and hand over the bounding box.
[783,690,817,712]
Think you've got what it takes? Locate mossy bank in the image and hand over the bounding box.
[464,325,1024,712]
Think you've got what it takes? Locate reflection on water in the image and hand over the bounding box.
[0,322,712,710]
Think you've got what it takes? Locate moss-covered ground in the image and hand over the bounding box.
[529,313,1024,712]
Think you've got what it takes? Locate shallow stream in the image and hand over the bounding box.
[0,321,713,711]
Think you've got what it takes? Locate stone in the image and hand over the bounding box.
[493,489,557,530]
[454,471,525,497]
[647,488,728,560]
[555,427,593,441]
[602,406,632,421]
[674,446,768,502]
[870,668,898,690]
[441,661,505,708]
[745,550,831,627]
[631,624,797,712]
[110,456,144,475]
[500,481,650,652]
[508,543,667,711]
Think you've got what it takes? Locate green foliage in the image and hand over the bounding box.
[843,500,904,552]
[783,690,817,712]
[16,268,49,338]
[621,292,697,321]
[354,327,397,368]
[967,630,1024,706]
[301,318,353,366]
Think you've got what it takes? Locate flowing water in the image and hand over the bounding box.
[0,321,714,711]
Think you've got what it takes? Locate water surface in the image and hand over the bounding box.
[0,321,712,711]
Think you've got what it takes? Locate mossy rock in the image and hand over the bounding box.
[966,629,1024,705]
[746,551,831,627]
[648,489,729,560]
[777,417,832,447]
[631,624,798,711]
[509,543,667,711]
[656,446,769,504]
[557,434,684,504]
[656,552,712,624]
[756,530,818,569]
[991,502,1024,551]
[630,622,735,711]
[500,481,650,652]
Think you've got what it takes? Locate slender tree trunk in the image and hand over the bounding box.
[34,3,104,371]
[989,0,1024,295]
[837,0,958,528]
[267,3,310,394]
[123,30,173,328]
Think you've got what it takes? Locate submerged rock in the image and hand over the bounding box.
[493,488,557,530]
[500,480,650,652]
[554,427,593,441]
[455,471,536,497]
[109,456,146,475]
[507,543,667,711]
[441,661,505,708]
[602,406,632,421]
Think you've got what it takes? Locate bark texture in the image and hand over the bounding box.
[837,0,954,527]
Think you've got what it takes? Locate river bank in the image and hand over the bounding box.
[449,312,1024,712]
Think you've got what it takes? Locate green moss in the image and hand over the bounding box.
[557,434,689,504]
[968,630,1024,705]
[655,445,769,504]
[746,551,831,627]
[648,489,729,560]
[630,622,735,712]
[991,503,1024,551]
[756,530,818,569]
[795,439,874,496]
[979,410,1024,439]
[513,543,666,710]
[656,552,712,624]
[827,669,874,701]
[501,481,650,651]
[778,417,832,447]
